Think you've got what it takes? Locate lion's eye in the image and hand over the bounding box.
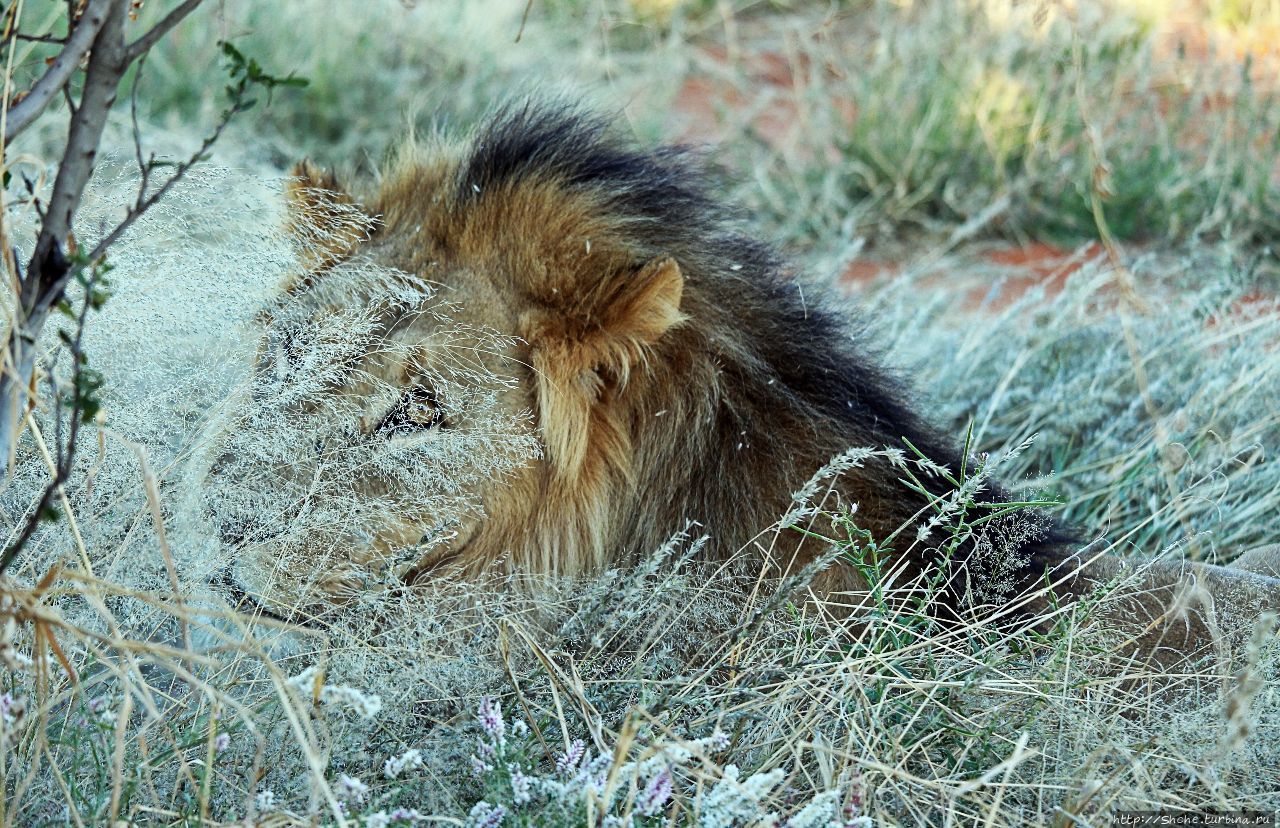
[376,386,447,436]
[260,328,303,384]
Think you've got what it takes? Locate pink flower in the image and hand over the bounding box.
[636,767,672,816]
[556,739,585,776]
[0,692,22,725]
[390,806,427,821]
[510,766,532,805]
[477,696,504,745]
[465,800,506,827]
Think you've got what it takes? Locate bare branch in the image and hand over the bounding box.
[123,0,204,63]
[86,106,236,263]
[24,0,127,314]
[0,0,126,474]
[0,3,292,585]
[0,265,98,576]
[3,0,114,144]
[129,52,150,191]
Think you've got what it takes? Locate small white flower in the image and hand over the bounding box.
[337,773,369,803]
[464,800,506,828]
[286,664,321,694]
[321,684,383,720]
[785,790,841,828]
[286,664,382,719]
[213,732,231,754]
[581,752,611,794]
[255,789,277,812]
[384,747,424,779]
[510,766,532,805]
[698,765,785,828]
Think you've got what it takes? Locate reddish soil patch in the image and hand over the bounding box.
[973,242,1105,309]
[669,44,854,157]
[661,11,1277,322]
[1206,290,1280,331]
[840,242,1107,313]
[983,242,1101,278]
[840,259,898,286]
[1158,11,1280,85]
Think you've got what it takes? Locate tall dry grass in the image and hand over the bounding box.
[1,0,1278,825]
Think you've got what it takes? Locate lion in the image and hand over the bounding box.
[198,101,1279,662]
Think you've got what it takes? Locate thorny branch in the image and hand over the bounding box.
[0,0,128,496]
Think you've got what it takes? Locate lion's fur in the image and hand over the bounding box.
[356,104,1038,585]
[211,101,1278,658]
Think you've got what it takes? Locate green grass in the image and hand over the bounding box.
[734,2,1280,250]
[125,1,1280,247]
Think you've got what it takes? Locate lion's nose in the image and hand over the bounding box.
[216,567,310,626]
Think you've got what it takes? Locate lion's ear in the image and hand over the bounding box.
[531,255,686,478]
[595,255,685,351]
[284,160,376,272]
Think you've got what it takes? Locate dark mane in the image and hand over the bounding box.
[457,102,1078,590]
[459,101,725,231]
[459,103,938,433]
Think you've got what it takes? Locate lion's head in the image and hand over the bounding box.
[196,234,543,616]
[198,105,750,618]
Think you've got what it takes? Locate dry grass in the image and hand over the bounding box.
[2,0,1279,825]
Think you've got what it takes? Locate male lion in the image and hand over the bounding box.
[200,102,1279,661]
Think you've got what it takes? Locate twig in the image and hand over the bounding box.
[122,0,202,63]
[0,0,297,581]
[85,94,239,264]
[0,0,126,478]
[0,0,213,484]
[11,33,69,45]
[2,0,112,143]
[515,0,534,43]
[0,264,98,575]
[18,416,95,575]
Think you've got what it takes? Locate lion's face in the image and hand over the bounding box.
[200,243,542,618]
[198,149,690,619]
